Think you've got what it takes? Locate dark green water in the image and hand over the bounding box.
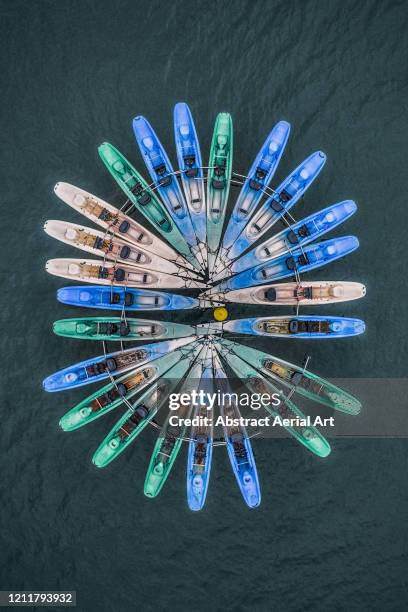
[2,0,408,610]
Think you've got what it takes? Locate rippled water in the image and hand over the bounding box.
[2,0,408,610]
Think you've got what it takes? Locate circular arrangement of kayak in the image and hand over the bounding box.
[43,103,366,511]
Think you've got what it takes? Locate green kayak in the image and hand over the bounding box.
[218,338,361,415]
[53,317,197,341]
[59,347,198,431]
[92,347,201,467]
[206,113,233,270]
[143,356,205,498]
[215,341,331,458]
[98,142,201,270]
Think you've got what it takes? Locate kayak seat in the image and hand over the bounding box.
[287,230,299,245]
[184,155,195,166]
[298,254,309,266]
[154,164,166,176]
[289,320,299,333]
[114,268,126,282]
[111,293,122,304]
[98,209,111,221]
[212,178,225,190]
[120,245,131,259]
[291,372,303,386]
[119,220,130,234]
[286,256,296,270]
[138,193,151,206]
[214,165,225,177]
[270,199,284,212]
[296,287,312,299]
[264,288,277,302]
[124,292,134,306]
[280,189,292,202]
[297,224,310,238]
[119,322,131,336]
[249,179,262,191]
[94,237,104,250]
[105,358,117,372]
[186,167,198,178]
[98,267,109,279]
[255,167,267,180]
[159,175,172,187]
[116,383,128,397]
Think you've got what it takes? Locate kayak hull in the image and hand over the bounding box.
[213,281,366,306]
[57,286,198,311]
[220,120,290,254]
[174,102,207,255]
[53,317,197,341]
[224,316,366,338]
[227,150,327,262]
[46,258,206,289]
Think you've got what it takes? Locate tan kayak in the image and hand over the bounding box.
[53,182,196,272]
[44,220,201,279]
[45,258,206,290]
[211,281,366,305]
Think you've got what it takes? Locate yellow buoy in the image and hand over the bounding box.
[213,306,228,322]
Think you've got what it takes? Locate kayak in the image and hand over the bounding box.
[223,315,365,338]
[206,236,359,294]
[215,340,331,457]
[218,121,290,260]
[215,200,357,280]
[46,258,206,290]
[98,142,201,270]
[59,347,198,431]
[219,338,361,414]
[53,316,199,342]
[212,350,261,507]
[210,281,366,306]
[226,151,327,262]
[43,337,196,392]
[92,349,201,468]
[44,220,202,279]
[144,352,206,498]
[57,286,199,311]
[53,182,195,271]
[132,116,202,266]
[206,113,233,270]
[186,345,214,511]
[173,102,207,265]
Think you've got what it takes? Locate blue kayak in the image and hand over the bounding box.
[43,337,197,392]
[212,351,261,508]
[224,316,365,338]
[186,350,214,511]
[220,121,290,254]
[225,200,357,278]
[132,116,202,265]
[57,286,199,311]
[173,103,207,261]
[226,151,327,262]
[208,236,359,294]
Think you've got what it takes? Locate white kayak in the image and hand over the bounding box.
[44,220,202,280]
[46,258,207,290]
[53,182,197,273]
[207,281,366,305]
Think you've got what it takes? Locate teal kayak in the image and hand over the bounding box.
[92,348,201,467]
[206,113,233,271]
[59,344,199,431]
[215,340,331,457]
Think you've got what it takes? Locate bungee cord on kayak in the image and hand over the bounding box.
[43,102,366,511]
